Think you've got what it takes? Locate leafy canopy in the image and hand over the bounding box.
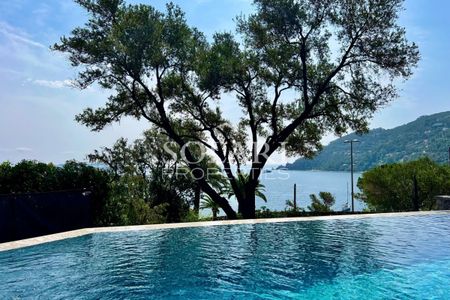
[308,192,336,212]
[357,158,450,212]
[54,0,419,218]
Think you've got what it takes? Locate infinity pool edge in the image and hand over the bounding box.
[1,210,449,252]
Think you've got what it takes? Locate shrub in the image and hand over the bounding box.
[357,157,450,212]
[308,192,335,212]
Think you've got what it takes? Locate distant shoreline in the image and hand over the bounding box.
[275,167,365,173]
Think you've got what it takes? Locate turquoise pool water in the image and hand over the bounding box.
[1,214,449,299]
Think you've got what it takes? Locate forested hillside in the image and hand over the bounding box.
[283,111,450,171]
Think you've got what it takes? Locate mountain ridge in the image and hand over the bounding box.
[282,111,450,171]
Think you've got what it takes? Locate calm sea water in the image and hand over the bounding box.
[1,214,449,299]
[224,170,364,214]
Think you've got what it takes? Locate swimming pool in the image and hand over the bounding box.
[1,213,449,299]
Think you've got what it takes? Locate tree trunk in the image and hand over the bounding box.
[189,168,237,220]
[240,187,256,219]
[202,184,237,219]
[194,184,201,215]
[159,125,238,219]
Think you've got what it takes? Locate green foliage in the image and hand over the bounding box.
[255,207,355,219]
[54,0,419,218]
[285,199,304,212]
[100,175,168,226]
[0,160,111,224]
[200,195,220,220]
[89,127,195,223]
[181,209,202,223]
[0,160,58,193]
[223,173,268,203]
[255,206,273,219]
[308,192,336,213]
[285,200,296,211]
[284,111,450,171]
[0,158,180,226]
[357,158,450,212]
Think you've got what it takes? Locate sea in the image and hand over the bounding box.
[220,170,365,215]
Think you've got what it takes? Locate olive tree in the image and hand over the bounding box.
[54,0,419,218]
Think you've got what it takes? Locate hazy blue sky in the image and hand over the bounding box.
[0,0,449,164]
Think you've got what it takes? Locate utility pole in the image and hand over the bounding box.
[345,139,360,213]
[293,184,297,211]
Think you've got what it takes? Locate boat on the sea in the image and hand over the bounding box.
[341,203,351,212]
[342,182,351,212]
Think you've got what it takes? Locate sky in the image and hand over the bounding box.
[0,0,449,165]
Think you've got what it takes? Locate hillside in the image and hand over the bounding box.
[283,111,450,171]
